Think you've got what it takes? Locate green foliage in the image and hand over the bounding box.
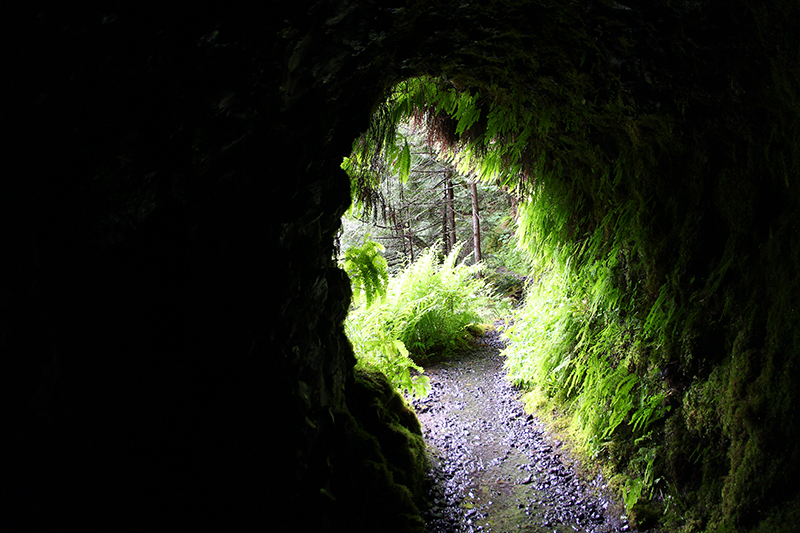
[388,245,487,359]
[395,139,412,184]
[503,194,674,514]
[341,235,389,308]
[351,71,691,521]
[346,312,428,399]
[345,245,487,398]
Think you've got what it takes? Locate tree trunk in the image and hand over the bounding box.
[407,220,414,263]
[470,181,482,266]
[405,177,414,264]
[507,187,519,222]
[447,173,456,252]
[442,175,450,256]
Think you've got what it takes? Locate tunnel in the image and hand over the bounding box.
[4,2,800,531]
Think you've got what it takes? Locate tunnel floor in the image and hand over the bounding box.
[408,326,635,533]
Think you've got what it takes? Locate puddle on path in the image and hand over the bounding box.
[409,331,633,533]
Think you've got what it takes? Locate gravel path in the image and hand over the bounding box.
[409,327,635,533]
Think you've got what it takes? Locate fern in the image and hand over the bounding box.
[395,139,412,183]
[341,235,389,308]
[344,243,487,398]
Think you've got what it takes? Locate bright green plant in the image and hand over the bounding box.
[341,234,389,308]
[345,308,430,399]
[344,244,487,398]
[502,193,674,513]
[384,245,486,361]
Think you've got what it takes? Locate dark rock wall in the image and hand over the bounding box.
[3,1,800,531]
[3,3,419,531]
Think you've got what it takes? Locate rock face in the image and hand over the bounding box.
[3,1,800,531]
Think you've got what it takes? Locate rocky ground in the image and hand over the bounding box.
[408,325,635,533]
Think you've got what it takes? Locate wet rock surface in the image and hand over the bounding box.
[409,326,634,533]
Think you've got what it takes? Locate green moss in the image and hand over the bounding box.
[294,366,430,533]
[346,367,428,508]
[748,491,800,533]
[630,498,661,530]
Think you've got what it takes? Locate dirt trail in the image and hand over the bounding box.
[409,328,634,533]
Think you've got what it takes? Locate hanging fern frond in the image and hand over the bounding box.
[395,139,412,183]
[341,234,389,308]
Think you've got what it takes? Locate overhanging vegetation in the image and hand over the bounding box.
[343,44,800,529]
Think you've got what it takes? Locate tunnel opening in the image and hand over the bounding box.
[329,2,800,521]
[336,73,692,531]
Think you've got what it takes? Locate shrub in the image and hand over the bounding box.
[345,244,487,398]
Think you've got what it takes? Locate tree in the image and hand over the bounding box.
[443,171,456,256]
[470,180,482,267]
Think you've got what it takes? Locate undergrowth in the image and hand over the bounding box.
[500,185,684,522]
[342,239,487,398]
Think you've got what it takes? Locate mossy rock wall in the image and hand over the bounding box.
[3,1,800,532]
